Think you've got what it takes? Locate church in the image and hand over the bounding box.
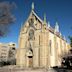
[16,3,70,68]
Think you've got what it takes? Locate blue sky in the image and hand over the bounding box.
[0,0,72,47]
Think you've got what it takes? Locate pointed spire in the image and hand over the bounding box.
[44,13,46,25]
[32,2,34,10]
[64,36,66,40]
[60,32,62,36]
[55,21,59,32]
[48,21,50,28]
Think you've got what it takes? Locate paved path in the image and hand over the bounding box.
[0,66,56,72]
[0,66,72,72]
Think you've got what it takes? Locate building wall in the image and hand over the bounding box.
[0,43,9,62]
[48,32,55,67]
[16,10,70,68]
[0,43,16,63]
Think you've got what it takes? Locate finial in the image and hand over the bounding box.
[32,2,34,10]
[56,21,58,26]
[44,13,46,24]
[55,21,59,32]
[60,32,62,36]
[48,21,50,28]
[64,36,66,40]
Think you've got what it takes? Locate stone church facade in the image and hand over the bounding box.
[16,3,70,68]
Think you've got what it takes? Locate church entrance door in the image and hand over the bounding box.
[28,56,33,67]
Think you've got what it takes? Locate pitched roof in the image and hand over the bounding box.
[21,9,66,41]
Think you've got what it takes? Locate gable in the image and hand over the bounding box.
[20,10,43,34]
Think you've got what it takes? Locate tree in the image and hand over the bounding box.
[61,36,72,69]
[69,36,72,48]
[0,1,16,37]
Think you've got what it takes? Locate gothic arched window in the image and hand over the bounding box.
[29,29,34,40]
[49,40,52,55]
[29,18,34,27]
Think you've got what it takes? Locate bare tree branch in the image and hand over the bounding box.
[0,1,16,37]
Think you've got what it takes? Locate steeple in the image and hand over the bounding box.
[32,2,34,10]
[55,21,59,32]
[44,13,47,25]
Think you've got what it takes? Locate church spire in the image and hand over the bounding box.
[32,2,34,10]
[44,13,47,25]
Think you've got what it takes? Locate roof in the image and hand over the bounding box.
[31,10,66,41]
[21,7,66,41]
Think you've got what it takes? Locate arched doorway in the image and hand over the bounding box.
[28,56,33,67]
[27,48,33,67]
